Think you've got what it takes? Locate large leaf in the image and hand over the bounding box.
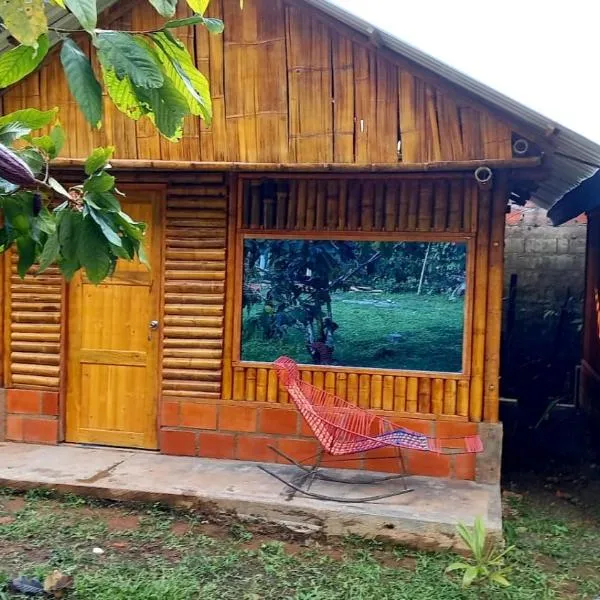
[84,191,121,212]
[0,107,57,131]
[88,208,122,247]
[186,0,210,14]
[150,33,212,123]
[96,32,164,89]
[164,14,224,33]
[0,122,31,145]
[0,35,49,88]
[148,0,178,17]
[0,0,47,47]
[79,217,113,283]
[133,76,189,140]
[60,39,103,128]
[37,231,60,273]
[85,147,115,175]
[16,236,36,277]
[102,68,144,120]
[83,171,115,193]
[64,0,97,34]
[58,210,83,262]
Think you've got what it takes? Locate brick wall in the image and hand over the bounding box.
[502,202,587,401]
[159,399,480,481]
[4,389,60,444]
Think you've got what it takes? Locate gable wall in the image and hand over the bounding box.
[1,0,514,164]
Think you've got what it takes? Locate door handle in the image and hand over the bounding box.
[148,320,159,341]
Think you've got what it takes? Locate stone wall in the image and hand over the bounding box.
[502,202,587,403]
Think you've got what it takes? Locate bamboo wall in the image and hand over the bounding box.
[224,174,506,423]
[1,0,514,165]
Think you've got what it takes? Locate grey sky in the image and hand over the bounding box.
[330,0,600,144]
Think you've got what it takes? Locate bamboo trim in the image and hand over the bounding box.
[51,157,542,173]
[239,230,473,242]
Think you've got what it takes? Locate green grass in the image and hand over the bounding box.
[242,292,465,372]
[0,484,598,599]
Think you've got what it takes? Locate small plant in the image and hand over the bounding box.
[446,516,514,588]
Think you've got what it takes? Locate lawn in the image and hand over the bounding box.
[1,476,599,599]
[242,291,465,373]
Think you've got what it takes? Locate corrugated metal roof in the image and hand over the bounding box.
[2,0,598,213]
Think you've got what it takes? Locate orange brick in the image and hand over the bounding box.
[7,390,40,415]
[453,454,476,480]
[160,430,196,457]
[299,418,316,438]
[22,418,58,444]
[405,449,451,478]
[260,408,298,435]
[435,421,478,438]
[392,417,433,436]
[198,432,236,459]
[219,405,257,433]
[41,392,59,416]
[363,448,404,474]
[6,415,23,441]
[160,401,179,427]
[180,403,217,430]
[275,438,319,464]
[237,435,276,462]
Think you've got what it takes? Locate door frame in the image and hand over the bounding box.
[62,182,166,447]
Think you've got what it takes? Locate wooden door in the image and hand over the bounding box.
[66,187,164,449]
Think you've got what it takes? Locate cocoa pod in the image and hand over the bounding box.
[0,142,36,187]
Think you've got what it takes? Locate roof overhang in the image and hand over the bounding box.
[547,169,600,225]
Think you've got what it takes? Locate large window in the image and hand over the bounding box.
[239,237,468,373]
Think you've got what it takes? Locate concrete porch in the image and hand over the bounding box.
[0,442,501,551]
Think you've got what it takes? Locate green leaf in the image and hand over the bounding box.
[490,573,510,587]
[0,35,49,88]
[50,0,66,7]
[186,0,210,14]
[85,147,115,175]
[0,122,32,145]
[16,236,36,277]
[60,38,103,129]
[58,258,80,280]
[102,68,144,120]
[79,217,113,284]
[88,208,122,247]
[462,566,479,588]
[0,108,57,134]
[50,124,66,156]
[17,148,45,176]
[164,15,205,28]
[64,0,97,34]
[0,0,48,47]
[84,191,121,212]
[150,33,212,123]
[96,32,164,89]
[201,17,224,34]
[58,210,83,261]
[84,172,116,193]
[148,0,178,17]
[445,562,468,573]
[133,75,189,140]
[37,231,60,273]
[47,177,71,199]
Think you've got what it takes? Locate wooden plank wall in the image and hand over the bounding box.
[4,256,63,390]
[225,174,505,422]
[1,0,514,165]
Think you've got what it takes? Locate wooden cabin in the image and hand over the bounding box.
[549,173,600,418]
[0,0,595,485]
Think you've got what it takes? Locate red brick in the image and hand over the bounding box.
[453,454,476,480]
[22,418,58,444]
[237,435,276,462]
[275,438,319,464]
[6,415,23,441]
[160,430,196,457]
[435,421,478,439]
[363,448,404,474]
[7,390,41,415]
[219,405,257,433]
[260,408,298,435]
[405,449,451,478]
[160,401,179,427]
[198,432,236,459]
[41,392,59,416]
[299,418,316,438]
[180,403,217,430]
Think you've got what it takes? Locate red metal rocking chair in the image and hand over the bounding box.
[258,357,484,502]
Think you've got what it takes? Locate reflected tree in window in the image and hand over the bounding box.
[241,239,467,372]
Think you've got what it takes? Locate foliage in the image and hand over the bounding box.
[0,109,146,283]
[0,0,226,282]
[445,517,515,588]
[242,239,466,365]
